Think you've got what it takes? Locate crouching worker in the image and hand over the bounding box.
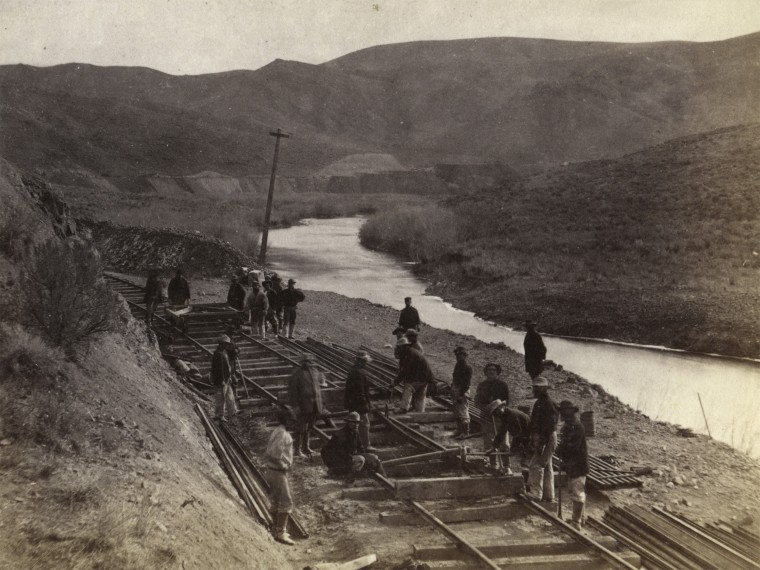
[264,406,297,545]
[556,400,589,530]
[320,412,386,483]
[484,401,531,473]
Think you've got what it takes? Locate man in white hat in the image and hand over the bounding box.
[528,376,559,503]
[211,335,237,422]
[320,412,385,484]
[287,352,325,457]
[344,351,374,449]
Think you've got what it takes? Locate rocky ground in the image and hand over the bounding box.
[187,276,760,569]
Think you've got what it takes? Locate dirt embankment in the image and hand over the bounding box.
[81,219,256,277]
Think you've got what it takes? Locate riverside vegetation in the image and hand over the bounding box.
[360,124,760,358]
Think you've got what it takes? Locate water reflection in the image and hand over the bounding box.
[268,218,760,457]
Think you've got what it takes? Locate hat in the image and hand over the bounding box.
[532,376,549,387]
[486,399,505,417]
[404,296,412,302]
[355,351,372,363]
[392,326,406,335]
[483,362,502,374]
[453,346,467,355]
[524,320,537,327]
[405,329,418,338]
[346,411,361,424]
[396,337,411,347]
[558,400,579,414]
[288,278,296,284]
[218,335,231,344]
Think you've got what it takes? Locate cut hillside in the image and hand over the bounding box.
[385,123,760,358]
[1,33,759,191]
[0,162,287,569]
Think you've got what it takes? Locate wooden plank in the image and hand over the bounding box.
[340,486,392,501]
[436,552,640,570]
[384,461,450,478]
[395,411,457,423]
[395,475,524,500]
[414,537,621,560]
[382,447,462,466]
[379,503,527,526]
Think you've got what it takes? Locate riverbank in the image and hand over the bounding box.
[185,276,760,566]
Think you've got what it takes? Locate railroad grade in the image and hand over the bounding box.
[104,272,692,569]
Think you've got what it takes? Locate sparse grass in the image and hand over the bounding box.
[0,203,44,261]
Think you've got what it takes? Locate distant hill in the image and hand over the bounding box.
[1,33,759,192]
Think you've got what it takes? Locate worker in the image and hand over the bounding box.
[344,351,374,449]
[450,346,472,438]
[167,267,191,306]
[474,363,510,460]
[528,376,559,502]
[270,273,285,327]
[263,280,280,336]
[280,278,305,339]
[320,412,385,484]
[405,329,424,353]
[394,337,434,413]
[247,282,269,339]
[225,327,242,393]
[524,320,547,380]
[287,353,325,457]
[264,405,297,545]
[143,268,165,325]
[392,327,406,359]
[226,275,247,311]
[485,401,531,473]
[398,296,421,331]
[556,400,589,529]
[211,335,237,423]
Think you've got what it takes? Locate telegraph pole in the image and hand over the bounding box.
[258,128,290,266]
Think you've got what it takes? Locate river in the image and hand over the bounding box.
[268,217,760,458]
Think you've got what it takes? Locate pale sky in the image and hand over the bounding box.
[2,0,760,75]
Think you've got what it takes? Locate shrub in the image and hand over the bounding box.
[19,237,117,354]
[0,204,44,261]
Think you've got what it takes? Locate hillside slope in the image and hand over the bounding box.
[1,33,759,191]
[408,123,760,357]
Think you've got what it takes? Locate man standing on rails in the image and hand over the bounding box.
[226,275,247,311]
[167,267,191,307]
[320,412,385,484]
[474,363,510,463]
[143,268,165,326]
[281,278,305,339]
[211,335,237,423]
[524,320,547,380]
[288,353,325,458]
[556,399,589,529]
[398,296,421,331]
[263,279,280,336]
[344,351,374,450]
[450,346,472,439]
[247,282,269,339]
[528,376,559,503]
[264,405,297,545]
[394,337,434,413]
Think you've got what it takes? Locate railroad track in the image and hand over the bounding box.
[106,273,642,569]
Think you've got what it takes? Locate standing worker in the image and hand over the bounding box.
[167,267,191,307]
[270,273,285,328]
[450,346,472,438]
[556,400,589,529]
[288,353,325,457]
[211,335,237,423]
[485,402,531,473]
[524,320,547,380]
[281,278,305,339]
[528,376,559,503]
[264,405,297,545]
[226,275,247,311]
[399,297,421,331]
[393,337,434,413]
[263,279,281,336]
[143,268,165,325]
[247,282,269,339]
[474,363,510,461]
[344,351,374,450]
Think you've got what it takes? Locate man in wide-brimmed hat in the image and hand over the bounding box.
[280,278,305,339]
[211,335,237,423]
[475,362,511,463]
[288,352,325,457]
[320,412,385,484]
[523,320,547,380]
[450,346,472,438]
[226,274,247,312]
[556,399,589,529]
[528,376,559,503]
[344,351,374,449]
[485,400,531,472]
[394,336,434,413]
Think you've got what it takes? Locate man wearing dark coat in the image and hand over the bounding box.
[281,278,305,339]
[399,297,421,331]
[394,338,434,413]
[528,376,559,502]
[226,275,247,311]
[524,320,547,380]
[211,335,237,422]
[451,346,472,438]
[167,268,190,306]
[320,412,385,483]
[287,352,325,457]
[475,363,510,458]
[556,399,589,529]
[344,351,373,449]
[485,402,531,470]
[143,269,165,325]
